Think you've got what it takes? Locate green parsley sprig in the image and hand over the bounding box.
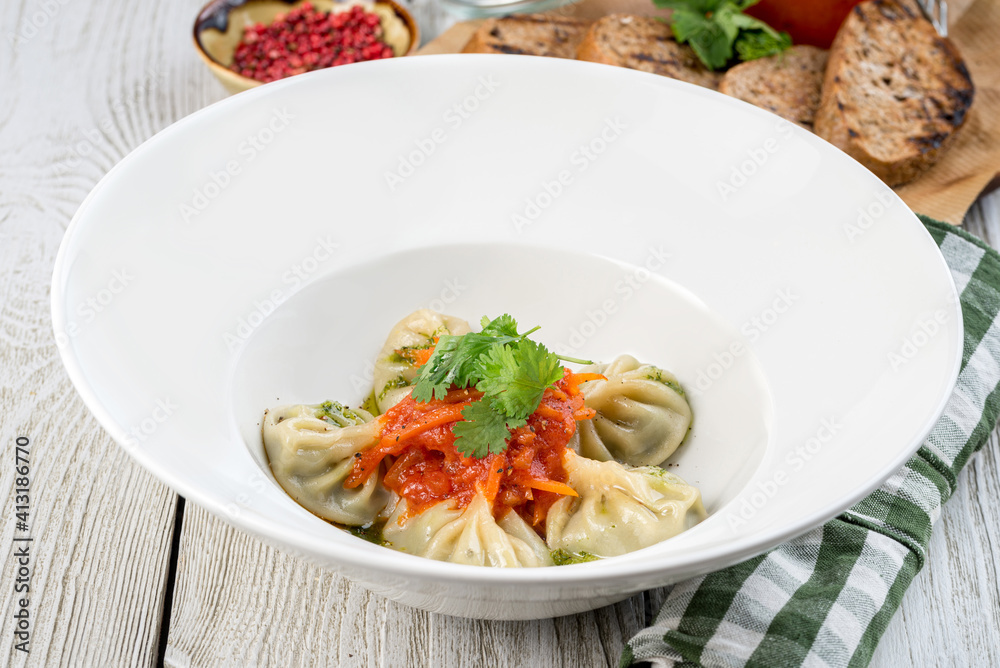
[411,315,590,459]
[653,0,792,71]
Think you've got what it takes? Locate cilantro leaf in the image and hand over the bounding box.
[670,7,732,70]
[410,334,461,402]
[480,314,520,337]
[653,0,790,70]
[734,29,792,62]
[409,313,592,458]
[412,330,521,402]
[477,340,564,419]
[452,401,527,458]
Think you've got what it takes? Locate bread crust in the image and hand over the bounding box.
[575,14,720,90]
[462,15,590,58]
[719,46,828,129]
[814,0,974,186]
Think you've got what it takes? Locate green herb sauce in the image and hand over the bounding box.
[347,522,388,546]
[551,549,600,566]
[316,400,366,427]
[643,367,687,398]
[361,391,380,416]
[377,375,410,402]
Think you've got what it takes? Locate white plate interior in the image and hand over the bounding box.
[231,243,774,529]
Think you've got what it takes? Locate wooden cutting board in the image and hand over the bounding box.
[417,0,999,224]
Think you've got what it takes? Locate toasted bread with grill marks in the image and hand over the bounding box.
[814,0,974,186]
[462,15,590,58]
[719,46,828,129]
[575,14,720,90]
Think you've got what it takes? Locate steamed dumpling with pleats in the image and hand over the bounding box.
[546,450,705,558]
[263,402,391,526]
[383,493,554,567]
[575,354,692,466]
[372,309,472,413]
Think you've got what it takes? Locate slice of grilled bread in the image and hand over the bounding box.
[576,15,720,90]
[462,15,590,58]
[719,46,828,129]
[814,0,974,186]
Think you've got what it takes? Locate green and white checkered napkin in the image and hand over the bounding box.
[623,217,1000,668]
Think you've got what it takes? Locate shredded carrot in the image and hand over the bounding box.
[378,402,469,448]
[440,388,482,403]
[525,478,579,497]
[395,338,438,368]
[531,495,553,527]
[409,347,435,368]
[549,385,569,401]
[483,454,504,504]
[563,372,605,395]
[383,448,422,489]
[346,401,472,489]
[534,404,565,421]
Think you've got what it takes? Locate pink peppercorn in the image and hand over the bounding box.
[230,3,396,84]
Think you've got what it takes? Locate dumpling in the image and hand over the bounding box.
[372,309,472,413]
[545,450,705,558]
[575,354,692,466]
[383,493,554,567]
[263,402,391,526]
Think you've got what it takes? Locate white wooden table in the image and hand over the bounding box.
[2,1,998,665]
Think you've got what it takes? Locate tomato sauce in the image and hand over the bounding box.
[346,370,598,532]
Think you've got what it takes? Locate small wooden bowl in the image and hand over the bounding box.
[194,0,420,95]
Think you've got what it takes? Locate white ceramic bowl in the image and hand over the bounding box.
[52,55,961,620]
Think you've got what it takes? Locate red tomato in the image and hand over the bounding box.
[745,0,865,48]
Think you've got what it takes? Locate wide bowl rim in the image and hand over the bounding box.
[52,54,963,589]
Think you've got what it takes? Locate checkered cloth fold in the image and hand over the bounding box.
[623,217,1000,668]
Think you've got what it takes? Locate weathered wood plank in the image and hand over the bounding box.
[0,0,224,664]
[0,212,178,668]
[164,505,646,668]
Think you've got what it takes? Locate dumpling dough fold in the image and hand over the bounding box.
[576,354,692,466]
[372,309,472,413]
[383,494,554,568]
[545,450,705,558]
[263,403,390,526]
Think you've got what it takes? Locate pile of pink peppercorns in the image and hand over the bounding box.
[230,2,396,83]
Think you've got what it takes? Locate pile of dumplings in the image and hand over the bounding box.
[263,309,705,568]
